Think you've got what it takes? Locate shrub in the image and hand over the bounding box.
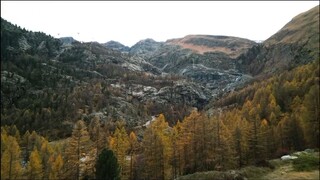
[292,154,319,171]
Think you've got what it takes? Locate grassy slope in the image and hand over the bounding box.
[260,156,319,180]
[260,164,319,180]
[265,5,319,49]
[176,152,320,180]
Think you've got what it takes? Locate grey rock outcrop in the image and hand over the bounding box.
[103,40,130,52]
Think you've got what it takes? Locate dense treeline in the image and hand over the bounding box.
[1,59,318,179]
[1,18,61,61]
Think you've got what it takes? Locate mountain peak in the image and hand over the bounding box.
[135,38,158,44]
[166,34,256,58]
[103,40,130,52]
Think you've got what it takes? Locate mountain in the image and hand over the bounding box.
[0,18,211,138]
[103,40,130,52]
[129,38,164,58]
[59,36,77,45]
[236,5,319,76]
[1,5,319,180]
[129,35,256,96]
[167,35,256,58]
[1,18,62,59]
[1,5,319,140]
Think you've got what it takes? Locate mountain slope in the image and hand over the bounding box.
[0,18,211,139]
[236,5,319,76]
[129,35,256,96]
[167,35,256,58]
[103,40,130,52]
[1,5,319,140]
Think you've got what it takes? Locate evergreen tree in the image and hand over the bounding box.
[95,148,120,180]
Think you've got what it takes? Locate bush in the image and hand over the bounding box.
[292,154,319,171]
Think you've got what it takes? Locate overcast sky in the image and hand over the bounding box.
[1,1,319,47]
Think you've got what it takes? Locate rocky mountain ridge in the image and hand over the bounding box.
[1,5,319,139]
[236,5,319,76]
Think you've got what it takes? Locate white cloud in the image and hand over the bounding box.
[1,1,318,46]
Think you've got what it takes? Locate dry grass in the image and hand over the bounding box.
[176,152,319,180]
[167,35,253,58]
[265,5,319,46]
[260,156,319,180]
[261,163,319,180]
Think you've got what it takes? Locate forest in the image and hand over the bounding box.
[1,59,319,179]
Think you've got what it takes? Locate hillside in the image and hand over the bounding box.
[177,150,319,180]
[103,40,130,52]
[167,35,256,58]
[236,5,319,76]
[1,18,229,139]
[129,35,255,97]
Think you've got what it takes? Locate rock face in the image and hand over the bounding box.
[128,35,256,96]
[129,38,164,58]
[59,37,76,45]
[236,5,319,76]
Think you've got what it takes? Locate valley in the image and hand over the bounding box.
[1,4,319,180]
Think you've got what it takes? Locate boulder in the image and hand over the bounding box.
[281,155,298,160]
